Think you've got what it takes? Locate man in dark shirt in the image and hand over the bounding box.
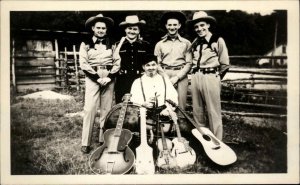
[112,15,151,104]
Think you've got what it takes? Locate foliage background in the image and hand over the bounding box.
[10,10,287,56]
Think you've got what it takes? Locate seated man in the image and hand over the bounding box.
[130,54,179,134]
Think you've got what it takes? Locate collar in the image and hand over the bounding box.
[92,36,106,43]
[123,37,143,44]
[162,34,183,42]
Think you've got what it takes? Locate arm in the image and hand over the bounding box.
[154,42,166,76]
[174,41,193,81]
[107,37,126,79]
[217,37,230,79]
[79,42,100,82]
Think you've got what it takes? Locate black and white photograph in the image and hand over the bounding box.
[1,0,299,184]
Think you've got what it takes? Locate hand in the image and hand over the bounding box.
[170,76,179,85]
[143,97,155,108]
[97,77,111,86]
[160,108,170,117]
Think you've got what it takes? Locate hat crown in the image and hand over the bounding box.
[125,15,141,24]
[95,14,104,18]
[193,11,209,20]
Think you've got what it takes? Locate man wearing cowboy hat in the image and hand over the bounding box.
[154,11,192,112]
[112,15,151,104]
[79,14,119,154]
[187,11,230,140]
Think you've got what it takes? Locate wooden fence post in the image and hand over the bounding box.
[11,39,17,93]
[64,47,68,88]
[73,45,80,91]
[54,39,61,88]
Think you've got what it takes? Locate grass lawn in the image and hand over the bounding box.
[10,91,287,175]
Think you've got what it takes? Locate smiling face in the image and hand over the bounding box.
[143,61,158,77]
[165,18,181,37]
[92,22,107,38]
[194,21,210,38]
[125,25,140,40]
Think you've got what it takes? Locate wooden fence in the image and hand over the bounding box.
[11,38,287,118]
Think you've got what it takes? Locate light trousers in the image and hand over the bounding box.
[191,72,223,140]
[81,69,115,146]
[163,69,189,111]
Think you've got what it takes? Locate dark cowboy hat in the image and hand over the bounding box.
[142,54,157,66]
[85,14,114,30]
[187,11,216,26]
[119,15,146,27]
[161,11,187,26]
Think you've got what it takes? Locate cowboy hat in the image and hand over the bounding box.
[119,15,146,27]
[161,11,187,26]
[85,14,114,30]
[141,53,157,66]
[187,11,216,26]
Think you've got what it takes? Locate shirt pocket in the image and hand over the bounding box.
[137,50,146,53]
[119,50,127,53]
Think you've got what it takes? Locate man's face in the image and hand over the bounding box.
[143,61,158,77]
[125,25,140,40]
[165,19,181,36]
[92,22,107,38]
[194,21,210,38]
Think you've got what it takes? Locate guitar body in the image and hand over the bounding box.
[135,107,155,174]
[89,128,135,174]
[171,137,196,168]
[166,99,237,166]
[192,128,237,166]
[156,138,177,169]
[135,145,155,174]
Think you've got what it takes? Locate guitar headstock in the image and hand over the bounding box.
[122,93,132,103]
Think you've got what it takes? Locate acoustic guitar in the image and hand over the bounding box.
[135,107,155,174]
[156,122,177,169]
[166,104,196,168]
[166,99,237,166]
[89,94,135,174]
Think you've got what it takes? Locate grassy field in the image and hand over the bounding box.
[10,90,287,175]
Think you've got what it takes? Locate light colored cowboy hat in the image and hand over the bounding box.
[85,14,114,30]
[187,11,216,25]
[119,15,146,27]
[161,11,187,25]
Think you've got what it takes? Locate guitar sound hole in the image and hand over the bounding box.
[203,135,211,141]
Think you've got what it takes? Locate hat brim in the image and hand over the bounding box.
[187,16,216,26]
[119,20,146,27]
[85,16,114,30]
[161,11,187,26]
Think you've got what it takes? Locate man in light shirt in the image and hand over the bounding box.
[154,11,192,112]
[130,54,178,117]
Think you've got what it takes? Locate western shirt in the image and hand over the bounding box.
[79,36,120,82]
[112,38,150,75]
[191,34,230,76]
[154,34,192,80]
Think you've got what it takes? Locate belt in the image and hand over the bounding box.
[92,65,112,71]
[192,67,218,74]
[119,69,141,75]
[162,65,184,70]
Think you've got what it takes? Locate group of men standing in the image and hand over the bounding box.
[79,11,230,154]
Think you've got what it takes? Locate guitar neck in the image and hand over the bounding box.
[160,125,169,151]
[139,108,148,145]
[166,99,206,136]
[109,95,131,151]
